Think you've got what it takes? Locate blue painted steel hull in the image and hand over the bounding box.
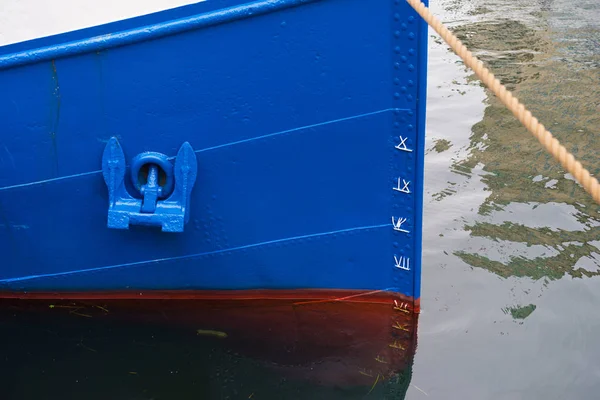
[0,0,428,301]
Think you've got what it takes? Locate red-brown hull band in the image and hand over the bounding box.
[0,289,420,312]
[0,289,419,387]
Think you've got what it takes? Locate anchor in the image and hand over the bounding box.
[101,137,198,232]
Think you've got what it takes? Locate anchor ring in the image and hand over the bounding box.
[130,151,174,199]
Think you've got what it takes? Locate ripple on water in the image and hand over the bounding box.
[414,0,600,398]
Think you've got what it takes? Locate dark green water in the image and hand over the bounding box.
[0,309,411,400]
[0,299,417,400]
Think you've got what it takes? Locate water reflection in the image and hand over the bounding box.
[413,0,600,398]
[444,0,599,281]
[0,292,418,399]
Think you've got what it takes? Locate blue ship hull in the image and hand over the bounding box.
[0,0,428,304]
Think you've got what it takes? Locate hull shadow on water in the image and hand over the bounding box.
[0,291,418,399]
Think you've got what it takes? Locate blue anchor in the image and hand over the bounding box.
[101,137,198,232]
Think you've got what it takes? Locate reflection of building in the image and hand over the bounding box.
[0,290,419,398]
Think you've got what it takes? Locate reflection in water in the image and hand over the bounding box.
[413,0,600,398]
[0,292,418,399]
[430,0,599,283]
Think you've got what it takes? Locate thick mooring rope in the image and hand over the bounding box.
[406,0,600,205]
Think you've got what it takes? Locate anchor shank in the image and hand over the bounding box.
[140,164,160,214]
